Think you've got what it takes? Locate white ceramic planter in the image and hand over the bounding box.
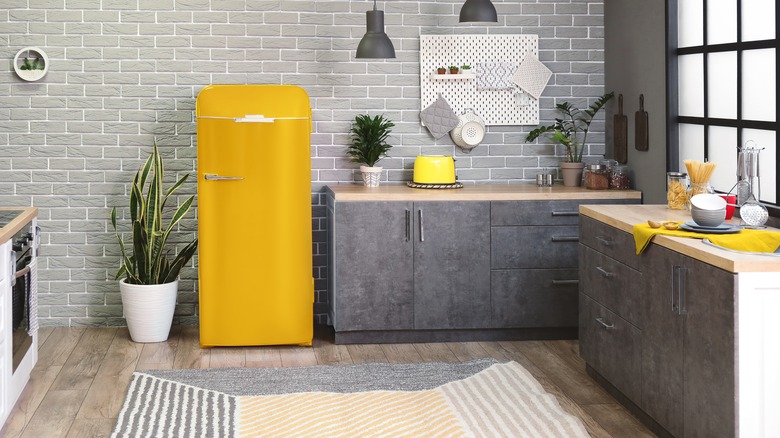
[13,47,49,82]
[120,279,178,343]
[360,165,383,187]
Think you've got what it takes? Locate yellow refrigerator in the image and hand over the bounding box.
[196,84,313,347]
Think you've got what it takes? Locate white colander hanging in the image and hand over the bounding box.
[450,108,486,153]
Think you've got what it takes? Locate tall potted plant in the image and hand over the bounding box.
[347,113,395,187]
[110,143,198,342]
[526,92,614,186]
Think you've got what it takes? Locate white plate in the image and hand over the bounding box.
[683,221,731,230]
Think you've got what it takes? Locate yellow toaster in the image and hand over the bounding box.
[413,155,456,184]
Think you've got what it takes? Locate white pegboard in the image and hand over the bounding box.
[420,34,539,126]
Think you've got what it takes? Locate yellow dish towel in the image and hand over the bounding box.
[632,223,780,255]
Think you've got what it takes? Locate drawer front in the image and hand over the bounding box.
[579,244,643,327]
[491,269,578,328]
[579,215,640,270]
[492,226,579,269]
[579,293,642,403]
[492,200,584,226]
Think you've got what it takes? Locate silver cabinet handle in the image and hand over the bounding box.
[551,279,579,285]
[405,209,410,242]
[678,266,688,315]
[204,173,244,181]
[596,266,613,278]
[595,236,612,246]
[418,209,424,242]
[551,211,579,216]
[552,236,579,242]
[10,250,16,286]
[671,265,678,312]
[596,317,614,329]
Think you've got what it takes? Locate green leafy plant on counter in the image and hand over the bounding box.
[110,143,198,285]
[525,91,615,163]
[347,114,395,167]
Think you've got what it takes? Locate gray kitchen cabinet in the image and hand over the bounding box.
[413,201,491,329]
[579,214,736,438]
[641,244,735,438]
[328,200,415,332]
[327,197,490,341]
[491,268,579,328]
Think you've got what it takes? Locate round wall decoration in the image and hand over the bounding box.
[13,47,49,82]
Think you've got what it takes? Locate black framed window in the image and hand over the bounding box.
[668,0,779,210]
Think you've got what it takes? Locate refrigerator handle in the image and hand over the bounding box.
[204,174,244,181]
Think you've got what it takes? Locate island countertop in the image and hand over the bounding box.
[580,204,780,273]
[325,183,642,201]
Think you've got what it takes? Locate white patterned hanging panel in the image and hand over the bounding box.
[420,34,540,126]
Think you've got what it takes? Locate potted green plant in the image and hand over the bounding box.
[437,67,446,75]
[110,143,198,342]
[460,64,472,73]
[347,114,395,187]
[449,65,459,74]
[525,92,614,186]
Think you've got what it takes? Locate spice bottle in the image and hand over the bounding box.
[584,164,610,190]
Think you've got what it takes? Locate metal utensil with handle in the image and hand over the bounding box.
[614,93,628,163]
[635,94,649,151]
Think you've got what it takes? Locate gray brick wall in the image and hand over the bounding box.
[1,0,606,327]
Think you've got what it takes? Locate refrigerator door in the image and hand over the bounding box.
[196,85,313,347]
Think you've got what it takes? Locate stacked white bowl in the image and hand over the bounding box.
[690,194,727,227]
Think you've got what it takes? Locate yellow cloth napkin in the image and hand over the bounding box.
[632,222,780,255]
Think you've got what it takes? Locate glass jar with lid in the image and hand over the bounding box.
[610,165,631,190]
[667,172,689,209]
[584,164,610,190]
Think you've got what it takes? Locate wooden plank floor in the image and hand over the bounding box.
[0,326,656,438]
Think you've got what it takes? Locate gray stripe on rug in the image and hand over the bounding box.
[141,358,499,396]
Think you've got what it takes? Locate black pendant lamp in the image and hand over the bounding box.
[459,0,498,23]
[356,0,396,59]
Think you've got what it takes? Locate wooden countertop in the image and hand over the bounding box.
[580,204,780,273]
[0,207,38,243]
[326,183,642,201]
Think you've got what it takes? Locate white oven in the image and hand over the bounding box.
[1,210,39,427]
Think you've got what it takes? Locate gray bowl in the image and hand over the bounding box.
[691,207,726,227]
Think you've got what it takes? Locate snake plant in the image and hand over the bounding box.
[110,143,197,285]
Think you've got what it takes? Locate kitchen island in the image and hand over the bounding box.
[579,204,780,438]
[325,184,641,344]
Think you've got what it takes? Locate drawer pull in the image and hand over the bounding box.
[551,236,579,242]
[595,236,612,246]
[596,317,614,329]
[551,279,579,285]
[551,211,579,217]
[405,209,411,242]
[596,266,614,278]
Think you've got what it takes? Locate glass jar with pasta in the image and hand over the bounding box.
[667,172,689,210]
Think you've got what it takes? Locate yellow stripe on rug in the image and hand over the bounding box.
[239,388,466,437]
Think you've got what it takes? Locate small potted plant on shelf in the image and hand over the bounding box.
[347,114,395,187]
[437,67,446,75]
[460,64,472,73]
[525,92,614,187]
[110,143,198,343]
[449,65,459,74]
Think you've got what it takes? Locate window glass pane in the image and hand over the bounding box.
[707,126,738,193]
[707,0,737,44]
[742,0,775,42]
[679,54,704,117]
[679,124,705,173]
[678,0,703,47]
[708,52,737,119]
[742,129,776,204]
[742,48,776,122]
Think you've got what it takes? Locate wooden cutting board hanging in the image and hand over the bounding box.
[635,94,649,151]
[614,94,628,164]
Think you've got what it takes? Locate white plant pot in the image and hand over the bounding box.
[120,279,178,343]
[360,165,383,187]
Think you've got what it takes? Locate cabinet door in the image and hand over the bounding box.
[491,225,580,269]
[683,258,736,438]
[413,201,491,329]
[491,268,578,328]
[332,201,414,332]
[640,244,685,438]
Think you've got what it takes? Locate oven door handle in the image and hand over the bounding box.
[15,265,31,280]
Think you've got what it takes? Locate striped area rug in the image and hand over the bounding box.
[112,360,588,438]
